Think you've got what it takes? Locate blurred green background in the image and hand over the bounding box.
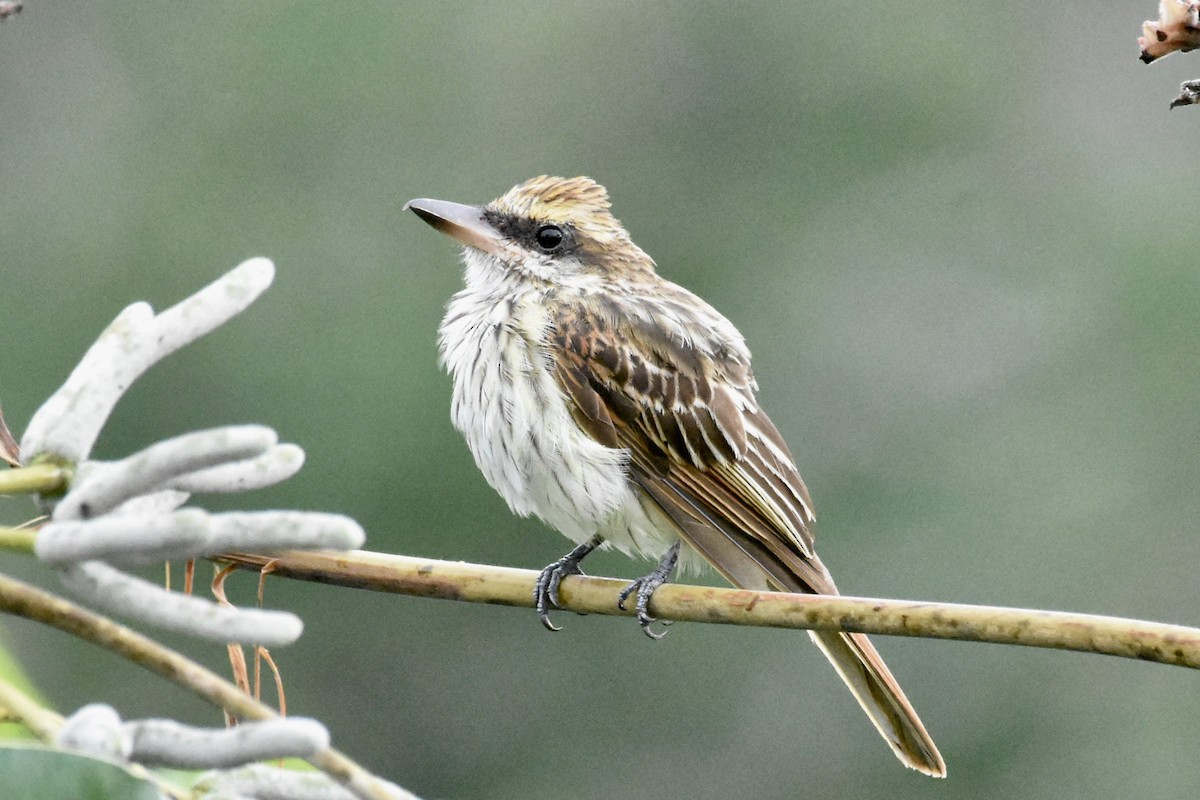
[3,2,1199,797]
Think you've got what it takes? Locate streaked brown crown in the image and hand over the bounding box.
[488,176,651,269]
[494,175,612,221]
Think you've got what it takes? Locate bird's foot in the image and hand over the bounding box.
[534,536,601,631]
[618,542,680,640]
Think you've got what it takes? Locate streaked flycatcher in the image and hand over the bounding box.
[406,176,945,777]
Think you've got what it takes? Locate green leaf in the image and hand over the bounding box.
[0,744,164,800]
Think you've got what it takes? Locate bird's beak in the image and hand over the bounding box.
[405,198,502,255]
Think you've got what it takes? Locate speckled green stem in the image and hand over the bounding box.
[221,549,1200,670]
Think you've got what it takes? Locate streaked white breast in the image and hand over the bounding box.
[437,250,678,561]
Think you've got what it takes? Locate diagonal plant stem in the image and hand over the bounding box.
[0,527,37,554]
[0,674,63,741]
[0,573,418,800]
[0,463,70,496]
[220,549,1200,670]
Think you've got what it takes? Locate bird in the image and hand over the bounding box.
[405,175,945,777]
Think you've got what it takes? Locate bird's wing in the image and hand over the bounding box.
[551,294,946,778]
[550,297,835,596]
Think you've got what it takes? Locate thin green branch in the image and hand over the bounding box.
[0,527,37,555]
[0,573,417,800]
[221,549,1200,670]
[0,674,63,740]
[0,463,69,496]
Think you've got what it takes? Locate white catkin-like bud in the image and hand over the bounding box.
[202,511,366,554]
[37,509,212,565]
[126,718,329,769]
[20,302,154,463]
[20,258,275,464]
[194,764,359,800]
[196,791,252,800]
[57,703,133,760]
[195,764,421,800]
[58,561,303,646]
[37,510,364,566]
[52,426,278,521]
[170,443,306,493]
[110,489,191,516]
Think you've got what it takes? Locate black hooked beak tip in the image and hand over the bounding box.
[405,197,502,255]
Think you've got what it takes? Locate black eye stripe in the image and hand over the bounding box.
[483,210,575,256]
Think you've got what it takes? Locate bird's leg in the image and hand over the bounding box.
[534,535,602,632]
[618,541,681,640]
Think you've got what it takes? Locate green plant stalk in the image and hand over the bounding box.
[0,528,37,555]
[0,463,69,497]
[0,674,63,741]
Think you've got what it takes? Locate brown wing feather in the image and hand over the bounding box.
[550,296,945,778]
[551,300,824,589]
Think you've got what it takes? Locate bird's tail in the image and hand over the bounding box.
[807,629,946,777]
[634,476,944,775]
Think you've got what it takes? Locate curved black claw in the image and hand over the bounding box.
[534,536,601,631]
[618,542,680,639]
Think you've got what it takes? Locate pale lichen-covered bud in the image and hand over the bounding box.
[20,258,274,466]
[126,717,329,769]
[57,703,133,760]
[58,560,304,645]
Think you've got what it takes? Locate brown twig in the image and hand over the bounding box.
[220,549,1200,670]
[0,405,19,466]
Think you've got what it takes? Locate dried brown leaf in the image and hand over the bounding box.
[0,406,20,467]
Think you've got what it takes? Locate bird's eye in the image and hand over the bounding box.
[535,224,565,252]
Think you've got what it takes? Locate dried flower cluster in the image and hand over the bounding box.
[1140,0,1200,63]
[10,258,411,799]
[22,260,364,645]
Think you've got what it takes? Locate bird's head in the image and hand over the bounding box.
[406,176,654,285]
